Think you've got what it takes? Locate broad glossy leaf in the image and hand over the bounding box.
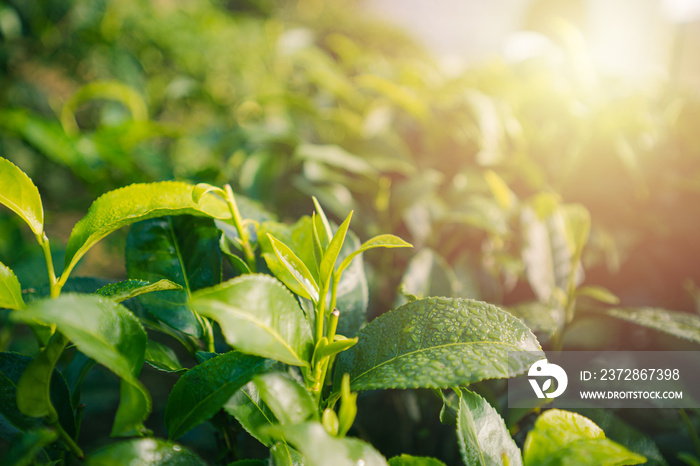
[388,455,447,466]
[335,297,542,391]
[0,157,43,235]
[86,438,207,465]
[523,409,646,466]
[337,234,412,276]
[96,279,182,303]
[270,442,306,466]
[456,390,522,466]
[0,261,24,310]
[64,181,230,277]
[13,294,150,436]
[191,275,313,367]
[253,372,318,425]
[0,428,58,466]
[144,340,186,373]
[267,234,320,303]
[319,212,352,287]
[126,216,222,338]
[165,350,273,440]
[0,352,74,436]
[229,461,268,466]
[225,382,277,446]
[266,422,388,466]
[607,307,700,344]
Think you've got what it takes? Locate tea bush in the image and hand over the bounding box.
[1,0,700,464]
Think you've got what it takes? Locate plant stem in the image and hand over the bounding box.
[36,233,60,298]
[54,422,85,460]
[224,184,256,272]
[680,409,700,459]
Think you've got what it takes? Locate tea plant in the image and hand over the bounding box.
[0,156,652,464]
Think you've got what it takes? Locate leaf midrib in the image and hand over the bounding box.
[350,340,532,386]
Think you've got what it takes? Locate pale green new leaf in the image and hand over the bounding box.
[165,350,273,440]
[266,422,388,466]
[575,285,620,305]
[253,372,318,425]
[193,275,313,366]
[13,294,150,436]
[64,181,230,279]
[456,390,522,466]
[0,261,24,310]
[0,157,43,235]
[86,438,207,465]
[523,409,646,466]
[319,211,352,286]
[96,279,182,303]
[335,297,542,392]
[267,234,320,303]
[607,307,700,344]
[337,234,412,277]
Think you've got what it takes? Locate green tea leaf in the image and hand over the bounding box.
[191,275,313,367]
[521,203,583,303]
[577,409,667,466]
[337,234,412,277]
[575,286,620,305]
[0,352,73,436]
[0,428,58,466]
[388,455,447,466]
[334,229,369,337]
[253,372,318,425]
[523,409,646,466]
[0,157,43,236]
[0,261,24,310]
[225,382,277,446]
[312,197,332,243]
[319,211,352,287]
[126,216,222,338]
[270,442,306,466]
[96,279,182,303]
[607,307,700,344]
[396,248,462,305]
[86,438,207,465]
[144,340,186,373]
[64,182,230,279]
[16,333,68,420]
[266,422,388,466]
[456,389,522,466]
[165,350,273,440]
[267,234,320,303]
[13,294,150,436]
[335,297,542,391]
